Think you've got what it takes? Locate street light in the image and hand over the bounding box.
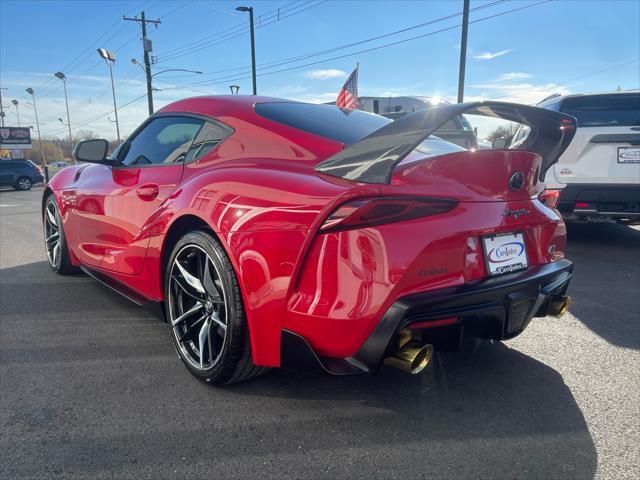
[54,71,74,155]
[11,99,20,126]
[26,87,48,181]
[0,87,7,127]
[236,6,257,95]
[132,59,202,77]
[98,48,121,143]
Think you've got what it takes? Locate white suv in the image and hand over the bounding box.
[536,92,640,225]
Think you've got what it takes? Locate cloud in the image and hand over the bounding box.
[495,72,532,81]
[467,81,570,105]
[302,69,347,80]
[473,49,514,60]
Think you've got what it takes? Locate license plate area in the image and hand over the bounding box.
[482,232,528,277]
[618,147,640,164]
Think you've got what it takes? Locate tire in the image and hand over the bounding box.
[43,195,78,275]
[165,230,269,385]
[16,176,32,190]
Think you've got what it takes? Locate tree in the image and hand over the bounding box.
[486,122,521,146]
[75,130,98,141]
[26,140,66,165]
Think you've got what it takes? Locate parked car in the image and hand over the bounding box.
[43,96,575,385]
[49,161,69,168]
[529,91,640,224]
[358,96,478,149]
[0,159,45,190]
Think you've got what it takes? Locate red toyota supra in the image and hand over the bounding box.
[43,96,575,384]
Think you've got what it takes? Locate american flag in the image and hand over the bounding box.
[336,65,359,109]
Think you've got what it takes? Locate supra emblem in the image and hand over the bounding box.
[509,172,525,191]
[503,208,529,218]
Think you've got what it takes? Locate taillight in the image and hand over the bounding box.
[320,197,458,233]
[539,189,561,208]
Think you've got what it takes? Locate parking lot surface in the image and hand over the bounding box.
[1,187,638,479]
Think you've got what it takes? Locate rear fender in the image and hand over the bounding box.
[145,166,360,367]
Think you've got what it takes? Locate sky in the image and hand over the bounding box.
[1,0,639,140]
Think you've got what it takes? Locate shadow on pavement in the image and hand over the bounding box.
[566,223,640,349]
[228,342,598,478]
[1,260,598,478]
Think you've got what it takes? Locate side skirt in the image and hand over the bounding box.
[79,266,166,321]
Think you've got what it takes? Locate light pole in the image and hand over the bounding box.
[236,6,257,95]
[54,72,74,154]
[457,0,470,103]
[98,48,120,143]
[26,87,48,181]
[11,99,20,126]
[0,87,7,127]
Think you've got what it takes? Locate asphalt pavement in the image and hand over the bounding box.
[1,187,638,479]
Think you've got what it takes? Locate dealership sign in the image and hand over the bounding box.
[0,127,32,150]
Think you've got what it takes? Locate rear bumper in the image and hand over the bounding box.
[558,183,640,222]
[280,259,573,375]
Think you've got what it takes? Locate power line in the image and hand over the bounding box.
[505,57,640,101]
[157,0,195,19]
[165,0,553,91]
[156,1,324,63]
[155,0,301,59]
[189,0,507,79]
[43,93,149,137]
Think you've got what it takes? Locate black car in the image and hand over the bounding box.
[0,160,45,190]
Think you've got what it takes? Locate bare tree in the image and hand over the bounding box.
[486,122,521,146]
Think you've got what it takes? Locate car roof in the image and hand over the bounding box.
[157,95,297,118]
[542,91,639,102]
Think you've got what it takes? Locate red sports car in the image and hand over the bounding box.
[43,96,575,384]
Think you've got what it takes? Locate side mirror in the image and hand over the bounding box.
[492,137,508,149]
[74,139,113,165]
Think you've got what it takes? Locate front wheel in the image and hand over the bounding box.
[43,195,77,274]
[165,230,268,385]
[16,176,32,190]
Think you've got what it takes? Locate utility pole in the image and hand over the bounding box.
[123,11,161,115]
[457,0,470,103]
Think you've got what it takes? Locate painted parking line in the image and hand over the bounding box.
[0,204,20,207]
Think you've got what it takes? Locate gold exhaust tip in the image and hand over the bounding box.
[384,343,433,375]
[549,295,572,317]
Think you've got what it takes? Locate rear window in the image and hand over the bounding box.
[414,137,466,157]
[560,94,640,127]
[255,102,391,145]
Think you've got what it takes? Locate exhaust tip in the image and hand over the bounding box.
[548,295,572,317]
[384,343,433,375]
[408,344,433,374]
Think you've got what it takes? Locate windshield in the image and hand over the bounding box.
[560,93,640,127]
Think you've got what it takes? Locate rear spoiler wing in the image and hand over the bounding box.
[315,101,577,184]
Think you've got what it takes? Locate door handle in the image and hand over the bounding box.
[136,184,160,201]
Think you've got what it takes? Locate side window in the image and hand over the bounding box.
[121,116,204,166]
[184,122,230,162]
